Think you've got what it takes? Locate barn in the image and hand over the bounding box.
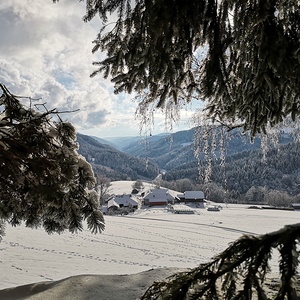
[177,191,205,206]
[143,189,175,206]
[108,194,139,210]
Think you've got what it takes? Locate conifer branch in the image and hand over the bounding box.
[78,0,300,137]
[0,84,105,238]
[141,223,300,299]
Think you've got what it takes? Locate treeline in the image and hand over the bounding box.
[161,142,300,205]
[159,178,300,207]
[77,131,300,206]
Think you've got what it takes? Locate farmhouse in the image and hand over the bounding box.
[143,189,175,206]
[108,194,139,210]
[107,199,120,211]
[177,191,205,207]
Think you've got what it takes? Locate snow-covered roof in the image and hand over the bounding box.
[150,188,169,194]
[144,189,174,201]
[107,199,120,208]
[114,194,138,206]
[183,191,204,199]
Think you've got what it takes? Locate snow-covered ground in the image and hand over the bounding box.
[1,181,300,298]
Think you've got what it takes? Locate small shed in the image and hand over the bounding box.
[143,189,175,206]
[291,203,300,211]
[101,205,108,214]
[131,188,139,195]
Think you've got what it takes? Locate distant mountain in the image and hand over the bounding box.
[119,127,267,171]
[120,129,196,170]
[109,127,300,195]
[102,136,141,150]
[103,133,169,150]
[79,127,300,199]
[90,136,116,148]
[76,133,159,181]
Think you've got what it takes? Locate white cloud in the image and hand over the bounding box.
[0,0,195,138]
[0,1,122,135]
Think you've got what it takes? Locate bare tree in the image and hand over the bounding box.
[96,175,112,205]
[132,180,144,191]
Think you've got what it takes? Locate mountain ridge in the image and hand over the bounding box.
[77,127,300,201]
[76,133,159,181]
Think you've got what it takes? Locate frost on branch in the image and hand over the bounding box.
[0,84,105,239]
[141,223,300,300]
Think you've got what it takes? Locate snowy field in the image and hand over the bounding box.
[1,199,300,291]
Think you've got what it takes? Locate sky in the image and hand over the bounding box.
[0,0,201,138]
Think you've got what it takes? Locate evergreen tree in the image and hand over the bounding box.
[141,223,300,299]
[0,84,105,238]
[78,0,300,137]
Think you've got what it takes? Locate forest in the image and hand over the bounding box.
[79,128,300,206]
[162,140,300,205]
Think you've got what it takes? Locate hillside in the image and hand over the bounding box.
[120,128,264,170]
[76,133,159,181]
[78,128,300,202]
[120,128,198,170]
[164,141,300,195]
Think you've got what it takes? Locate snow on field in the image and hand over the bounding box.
[1,201,300,291]
[109,180,155,195]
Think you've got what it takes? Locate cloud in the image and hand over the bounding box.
[0,0,196,138]
[0,0,130,136]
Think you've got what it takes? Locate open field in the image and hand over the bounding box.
[1,200,300,299]
[1,181,299,299]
